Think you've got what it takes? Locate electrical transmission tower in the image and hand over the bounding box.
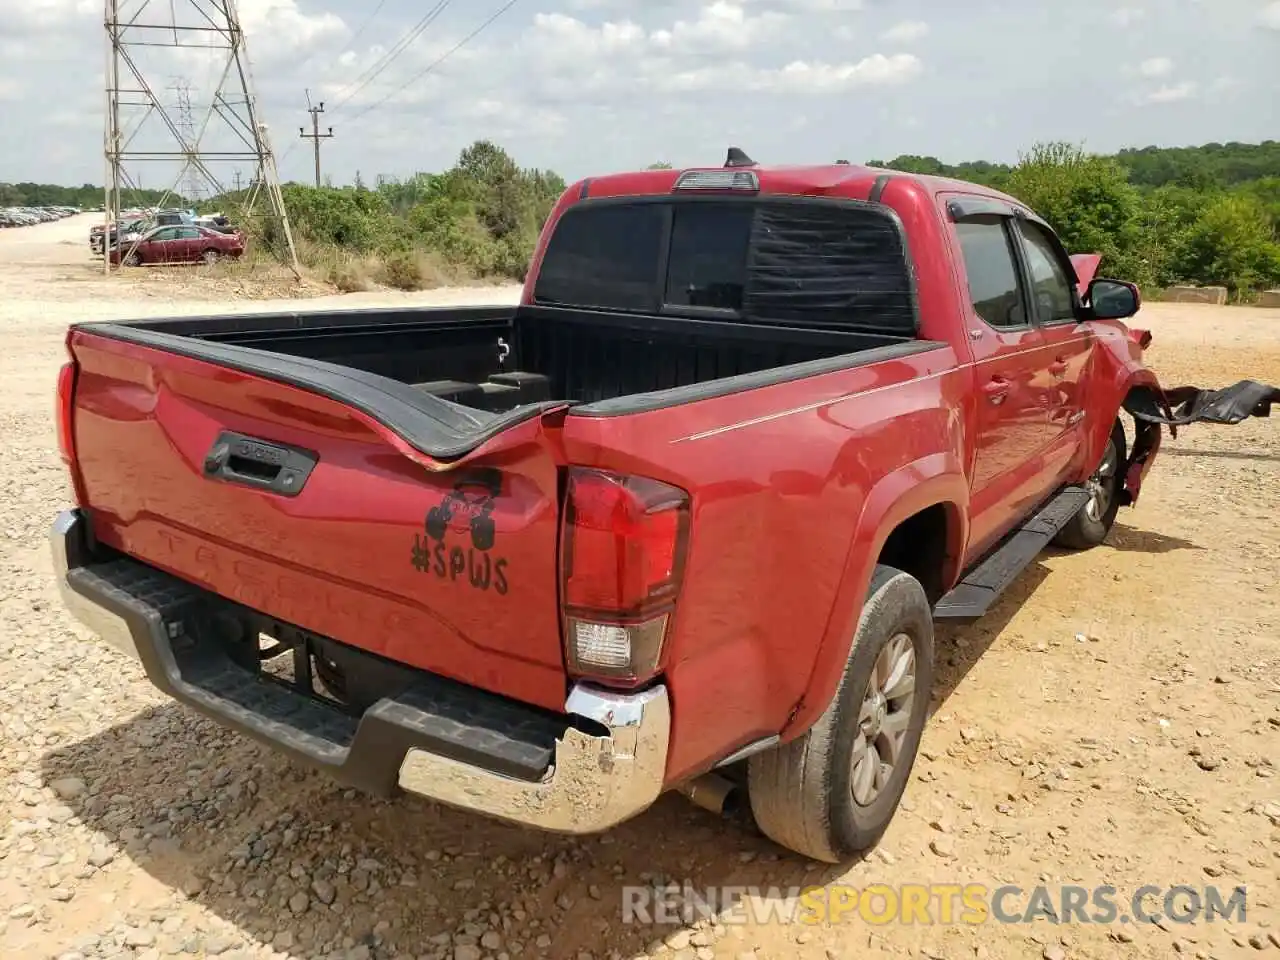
[169,78,204,205]
[103,0,299,276]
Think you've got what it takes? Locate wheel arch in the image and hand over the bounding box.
[781,454,967,743]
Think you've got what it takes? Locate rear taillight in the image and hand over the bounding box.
[56,360,77,467]
[560,468,690,685]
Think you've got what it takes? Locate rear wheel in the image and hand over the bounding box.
[1053,419,1125,550]
[747,564,934,863]
[201,249,220,265]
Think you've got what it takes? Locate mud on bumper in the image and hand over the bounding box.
[50,509,671,834]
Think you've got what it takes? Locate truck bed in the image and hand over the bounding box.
[78,303,931,459]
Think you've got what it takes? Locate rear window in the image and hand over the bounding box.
[531,204,666,313]
[531,198,916,334]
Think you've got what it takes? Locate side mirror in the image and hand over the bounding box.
[1087,278,1141,320]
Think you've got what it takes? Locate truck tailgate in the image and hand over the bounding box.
[67,328,570,712]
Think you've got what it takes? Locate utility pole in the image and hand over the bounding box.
[233,169,243,192]
[299,91,333,188]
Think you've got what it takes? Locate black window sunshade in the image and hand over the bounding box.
[532,195,919,338]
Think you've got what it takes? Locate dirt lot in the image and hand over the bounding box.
[1,214,1278,960]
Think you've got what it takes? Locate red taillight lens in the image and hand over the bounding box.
[560,468,690,684]
[56,360,77,467]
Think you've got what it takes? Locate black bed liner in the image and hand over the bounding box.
[72,306,946,462]
[74,320,561,463]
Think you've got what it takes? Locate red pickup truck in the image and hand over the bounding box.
[50,152,1278,864]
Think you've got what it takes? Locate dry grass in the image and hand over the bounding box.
[287,237,473,294]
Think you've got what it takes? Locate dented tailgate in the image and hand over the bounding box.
[67,328,571,712]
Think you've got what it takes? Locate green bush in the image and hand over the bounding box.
[1174,194,1280,299]
[179,137,1280,300]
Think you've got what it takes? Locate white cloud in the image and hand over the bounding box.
[0,0,1276,188]
[742,0,862,8]
[651,2,790,54]
[646,52,920,94]
[765,54,922,92]
[1138,57,1173,78]
[880,20,929,44]
[5,0,94,33]
[1259,1,1280,29]
[1141,81,1197,104]
[1209,76,1245,96]
[238,0,346,61]
[1109,6,1145,26]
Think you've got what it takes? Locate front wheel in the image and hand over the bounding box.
[1053,419,1126,550]
[747,564,934,863]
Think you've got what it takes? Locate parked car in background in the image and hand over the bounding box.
[108,223,245,266]
[91,218,149,256]
[194,213,240,235]
[2,205,77,227]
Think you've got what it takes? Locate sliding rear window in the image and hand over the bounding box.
[531,197,917,335]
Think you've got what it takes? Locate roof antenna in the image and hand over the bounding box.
[724,146,756,168]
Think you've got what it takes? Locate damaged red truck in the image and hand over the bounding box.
[50,153,1278,864]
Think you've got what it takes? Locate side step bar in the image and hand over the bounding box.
[933,486,1091,623]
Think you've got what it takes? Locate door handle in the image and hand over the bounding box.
[983,377,1011,405]
[1048,357,1068,377]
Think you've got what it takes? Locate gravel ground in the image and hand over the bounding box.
[1,215,1278,960]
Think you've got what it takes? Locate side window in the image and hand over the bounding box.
[954,217,1027,330]
[150,228,176,242]
[1016,221,1076,324]
[179,227,202,239]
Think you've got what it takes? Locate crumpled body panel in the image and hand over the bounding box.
[1115,379,1278,506]
[1124,379,1279,428]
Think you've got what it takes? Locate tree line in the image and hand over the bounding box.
[868,140,1280,299]
[6,138,1278,297]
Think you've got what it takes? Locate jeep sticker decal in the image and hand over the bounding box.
[411,468,509,595]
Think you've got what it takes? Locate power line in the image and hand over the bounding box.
[343,0,392,55]
[290,0,390,80]
[328,1,452,115]
[344,0,522,127]
[279,0,450,166]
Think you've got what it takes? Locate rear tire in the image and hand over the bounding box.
[202,249,220,265]
[747,564,934,863]
[1053,419,1125,550]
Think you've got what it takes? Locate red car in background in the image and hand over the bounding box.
[110,224,245,266]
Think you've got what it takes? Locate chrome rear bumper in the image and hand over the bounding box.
[51,508,670,834]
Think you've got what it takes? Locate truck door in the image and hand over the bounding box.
[948,211,1059,558]
[1011,217,1095,482]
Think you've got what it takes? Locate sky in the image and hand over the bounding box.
[1,0,1278,191]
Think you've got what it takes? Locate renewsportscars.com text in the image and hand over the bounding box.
[621,882,1248,927]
